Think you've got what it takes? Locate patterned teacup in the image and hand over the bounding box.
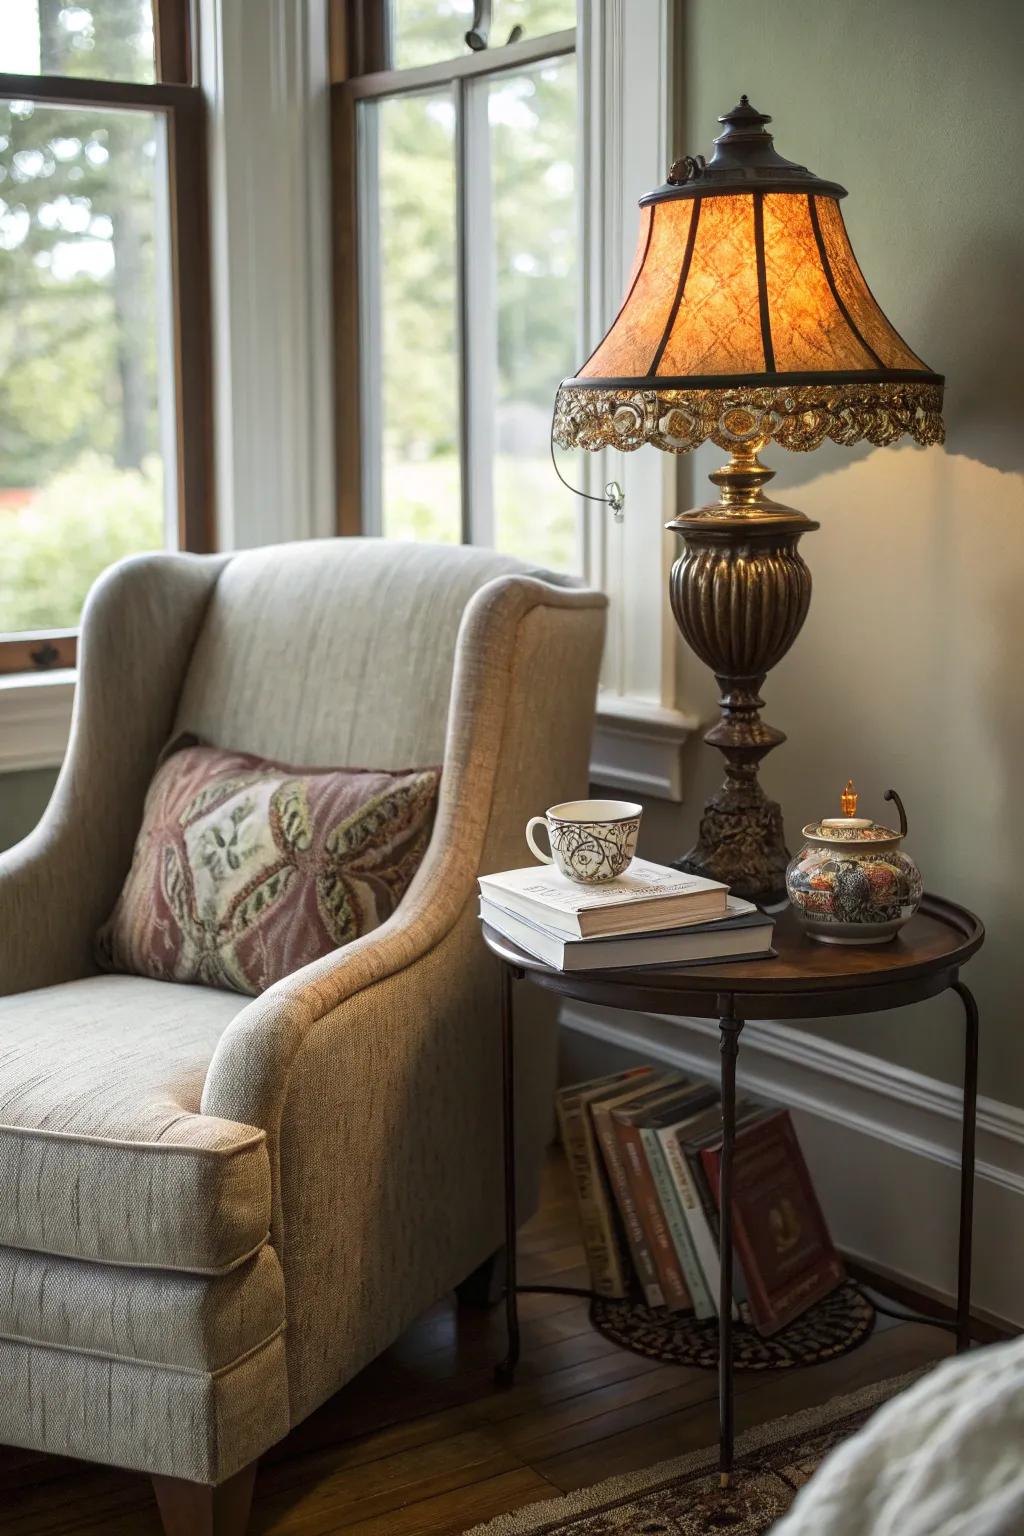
[525,799,643,885]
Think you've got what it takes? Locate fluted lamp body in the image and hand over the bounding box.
[554,98,943,904]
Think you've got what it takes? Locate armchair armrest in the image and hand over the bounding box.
[0,553,225,995]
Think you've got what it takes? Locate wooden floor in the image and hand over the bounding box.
[0,1153,952,1535]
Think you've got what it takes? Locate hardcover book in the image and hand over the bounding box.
[632,1085,721,1319]
[612,1081,719,1316]
[659,1101,759,1321]
[555,1067,655,1298]
[478,895,773,971]
[700,1109,845,1336]
[478,858,728,939]
[589,1071,682,1308]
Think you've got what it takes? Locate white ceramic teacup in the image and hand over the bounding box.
[525,799,643,885]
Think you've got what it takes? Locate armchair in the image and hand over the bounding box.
[0,537,607,1534]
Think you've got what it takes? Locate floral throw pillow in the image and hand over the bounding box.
[96,743,441,996]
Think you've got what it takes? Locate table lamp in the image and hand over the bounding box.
[554,98,944,905]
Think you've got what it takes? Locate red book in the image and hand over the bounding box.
[612,1101,692,1312]
[701,1110,844,1336]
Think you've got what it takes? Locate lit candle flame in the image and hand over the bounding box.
[840,779,858,817]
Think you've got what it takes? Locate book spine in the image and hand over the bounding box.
[591,1103,665,1308]
[640,1128,715,1320]
[554,1092,629,1299]
[578,1096,638,1300]
[614,1119,690,1311]
[659,1126,737,1320]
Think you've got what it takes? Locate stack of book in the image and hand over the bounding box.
[479,857,775,971]
[556,1068,845,1335]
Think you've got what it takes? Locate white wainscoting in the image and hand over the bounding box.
[560,1001,1024,1327]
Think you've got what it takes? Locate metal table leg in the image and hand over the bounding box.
[496,961,521,1385]
[952,979,979,1354]
[717,995,743,1487]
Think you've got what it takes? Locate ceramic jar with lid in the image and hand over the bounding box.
[785,788,922,944]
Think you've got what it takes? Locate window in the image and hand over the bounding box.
[333,0,582,572]
[0,0,211,674]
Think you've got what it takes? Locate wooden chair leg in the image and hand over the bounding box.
[455,1246,507,1308]
[152,1459,258,1536]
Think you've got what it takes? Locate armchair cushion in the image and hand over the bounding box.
[0,1243,285,1373]
[96,742,440,996]
[0,975,270,1273]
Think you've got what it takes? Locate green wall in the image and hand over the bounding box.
[656,0,1024,1103]
[0,768,59,852]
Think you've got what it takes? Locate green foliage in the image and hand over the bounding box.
[0,1,162,641]
[391,0,576,68]
[376,49,579,570]
[0,452,163,631]
[385,453,577,570]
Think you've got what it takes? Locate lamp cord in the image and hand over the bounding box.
[549,419,625,522]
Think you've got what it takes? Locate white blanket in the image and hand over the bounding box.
[772,1337,1024,1536]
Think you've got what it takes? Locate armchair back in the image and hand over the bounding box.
[0,538,606,1000]
[173,539,534,770]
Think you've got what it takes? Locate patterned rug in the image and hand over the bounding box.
[591,1281,875,1370]
[464,1370,923,1536]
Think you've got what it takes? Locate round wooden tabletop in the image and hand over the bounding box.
[481,893,984,1022]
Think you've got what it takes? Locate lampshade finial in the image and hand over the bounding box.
[717,95,772,131]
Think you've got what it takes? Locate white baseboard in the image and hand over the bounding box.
[560,1001,1024,1327]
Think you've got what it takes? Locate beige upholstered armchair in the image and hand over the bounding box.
[0,538,606,1534]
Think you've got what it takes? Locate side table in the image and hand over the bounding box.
[481,892,984,1485]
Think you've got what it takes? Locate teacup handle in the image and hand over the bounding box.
[525,816,553,864]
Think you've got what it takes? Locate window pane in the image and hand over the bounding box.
[0,100,175,632]
[390,0,574,70]
[490,56,580,571]
[362,90,461,544]
[500,1,576,39]
[1,1,156,83]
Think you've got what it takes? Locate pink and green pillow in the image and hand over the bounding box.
[97,742,440,996]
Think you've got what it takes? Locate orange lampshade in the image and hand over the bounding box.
[554,98,944,455]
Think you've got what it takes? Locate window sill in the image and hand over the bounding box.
[589,693,699,803]
[0,677,700,801]
[0,670,75,773]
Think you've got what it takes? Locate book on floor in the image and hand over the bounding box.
[700,1109,845,1336]
[557,1072,843,1333]
[661,1099,765,1322]
[588,1071,683,1309]
[554,1066,656,1299]
[610,1081,719,1315]
[633,1086,723,1320]
[478,857,728,939]
[479,894,773,971]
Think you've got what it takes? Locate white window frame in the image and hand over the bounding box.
[581,0,697,797]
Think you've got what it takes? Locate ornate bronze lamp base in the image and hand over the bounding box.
[667,444,818,906]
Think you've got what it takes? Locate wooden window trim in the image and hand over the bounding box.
[155,0,195,86]
[0,0,213,677]
[329,0,576,539]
